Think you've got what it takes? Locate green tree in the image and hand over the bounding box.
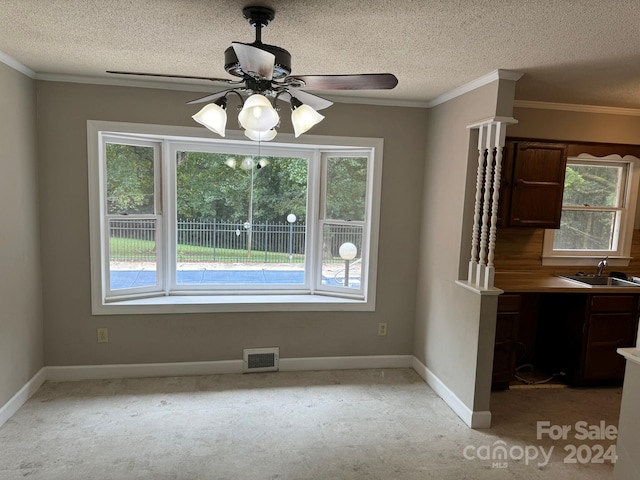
[556,164,622,250]
[176,151,250,221]
[106,144,155,214]
[252,157,308,223]
[325,157,368,221]
[176,152,308,224]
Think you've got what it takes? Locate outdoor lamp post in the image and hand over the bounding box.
[287,214,296,263]
[244,157,255,258]
[230,156,269,259]
[339,242,357,287]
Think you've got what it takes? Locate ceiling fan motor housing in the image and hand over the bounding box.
[225,6,291,80]
[224,43,292,79]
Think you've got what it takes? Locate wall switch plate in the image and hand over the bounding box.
[97,328,109,343]
[378,322,387,336]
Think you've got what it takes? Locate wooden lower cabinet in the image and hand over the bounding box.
[492,303,519,390]
[536,293,639,386]
[492,293,539,390]
[581,295,638,384]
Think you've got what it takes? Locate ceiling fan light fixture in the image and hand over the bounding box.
[108,6,398,143]
[244,128,277,142]
[238,94,279,132]
[192,99,228,137]
[291,99,324,137]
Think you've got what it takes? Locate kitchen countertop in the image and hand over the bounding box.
[618,348,640,366]
[494,272,640,293]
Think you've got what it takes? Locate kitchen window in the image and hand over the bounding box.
[542,155,640,266]
[87,121,382,314]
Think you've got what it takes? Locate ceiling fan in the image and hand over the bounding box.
[107,5,398,141]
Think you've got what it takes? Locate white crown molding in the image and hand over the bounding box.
[322,94,430,109]
[0,51,36,78]
[0,47,520,112]
[35,72,221,94]
[0,47,524,112]
[513,99,640,117]
[37,72,430,108]
[427,69,524,108]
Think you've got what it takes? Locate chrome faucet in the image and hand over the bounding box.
[596,256,608,276]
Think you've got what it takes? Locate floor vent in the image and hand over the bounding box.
[243,347,279,373]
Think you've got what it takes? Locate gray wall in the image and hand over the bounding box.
[509,106,640,144]
[36,81,428,366]
[0,64,43,406]
[413,80,504,411]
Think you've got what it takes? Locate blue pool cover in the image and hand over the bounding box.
[110,270,359,289]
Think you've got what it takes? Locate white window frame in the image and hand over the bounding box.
[102,137,165,299]
[165,141,318,295]
[87,120,383,314]
[542,154,640,267]
[316,151,373,298]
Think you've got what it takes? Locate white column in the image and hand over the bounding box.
[468,126,488,283]
[476,124,495,286]
[466,117,517,289]
[484,122,508,289]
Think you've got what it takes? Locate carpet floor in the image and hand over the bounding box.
[0,368,622,479]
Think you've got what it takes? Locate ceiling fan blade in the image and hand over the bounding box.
[186,90,233,105]
[287,89,333,111]
[106,70,242,84]
[285,73,398,90]
[232,42,275,80]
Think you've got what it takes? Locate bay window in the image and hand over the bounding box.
[87,121,382,313]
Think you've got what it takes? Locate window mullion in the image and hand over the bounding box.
[163,139,175,294]
[307,149,321,293]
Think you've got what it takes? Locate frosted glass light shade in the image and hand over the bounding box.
[192,103,227,137]
[291,104,324,137]
[238,94,279,132]
[339,242,358,260]
[244,128,277,141]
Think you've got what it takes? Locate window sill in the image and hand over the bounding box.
[93,294,373,315]
[541,256,631,267]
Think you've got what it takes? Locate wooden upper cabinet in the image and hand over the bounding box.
[500,140,568,228]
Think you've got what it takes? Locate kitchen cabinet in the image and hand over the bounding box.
[492,294,520,390]
[498,139,640,229]
[537,293,639,386]
[499,140,568,228]
[492,293,539,390]
[581,295,638,383]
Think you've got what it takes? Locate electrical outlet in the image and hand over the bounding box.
[97,328,109,343]
[378,322,387,336]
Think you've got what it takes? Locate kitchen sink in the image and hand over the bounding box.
[559,274,640,287]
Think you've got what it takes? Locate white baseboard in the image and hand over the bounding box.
[280,355,413,371]
[46,360,243,381]
[412,357,491,429]
[1,355,482,430]
[45,355,413,382]
[0,367,46,428]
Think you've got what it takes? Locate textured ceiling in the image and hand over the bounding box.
[1,0,640,108]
